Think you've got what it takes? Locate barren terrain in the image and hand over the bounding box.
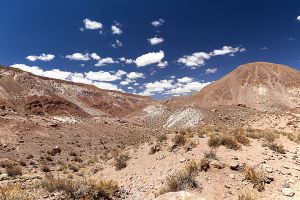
[0,62,299,200]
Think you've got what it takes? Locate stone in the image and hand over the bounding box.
[282,188,295,197]
[229,162,240,171]
[180,158,186,163]
[229,174,235,179]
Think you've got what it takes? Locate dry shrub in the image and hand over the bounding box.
[183,160,199,175]
[199,158,210,172]
[41,177,119,199]
[0,159,17,169]
[172,134,187,146]
[114,153,130,170]
[0,184,28,200]
[244,166,266,192]
[40,163,51,173]
[45,155,53,162]
[184,140,197,152]
[164,170,198,193]
[160,161,200,195]
[149,144,161,155]
[41,177,85,198]
[19,160,27,167]
[208,133,241,150]
[157,134,168,143]
[266,142,285,154]
[204,149,218,160]
[238,190,258,200]
[6,166,22,177]
[246,130,278,142]
[88,180,120,199]
[232,129,250,146]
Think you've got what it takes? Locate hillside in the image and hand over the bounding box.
[167,62,300,112]
[0,65,154,117]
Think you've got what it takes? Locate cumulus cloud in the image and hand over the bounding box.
[10,64,129,92]
[135,50,165,67]
[139,77,211,96]
[26,54,55,62]
[83,18,103,30]
[95,57,118,66]
[127,72,144,79]
[151,19,164,27]
[66,53,90,61]
[297,16,300,21]
[177,77,193,83]
[112,39,123,48]
[157,61,168,68]
[90,53,101,60]
[111,23,122,35]
[205,68,218,74]
[148,37,164,45]
[178,46,246,69]
[119,57,134,64]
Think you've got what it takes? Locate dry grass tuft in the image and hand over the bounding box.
[6,165,22,177]
[172,134,187,146]
[265,142,285,154]
[232,129,250,146]
[0,184,29,200]
[244,166,266,192]
[149,144,161,155]
[204,149,219,160]
[208,133,241,150]
[41,177,120,199]
[114,152,130,170]
[199,158,210,172]
[238,190,258,200]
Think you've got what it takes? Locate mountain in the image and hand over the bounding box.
[167,62,300,111]
[0,65,153,117]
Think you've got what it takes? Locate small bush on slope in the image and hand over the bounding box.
[208,133,241,150]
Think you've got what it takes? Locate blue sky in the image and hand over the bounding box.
[0,0,300,98]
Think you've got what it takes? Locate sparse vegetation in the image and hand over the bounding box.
[41,177,120,199]
[114,152,130,170]
[40,162,51,173]
[6,165,22,177]
[232,129,250,146]
[204,149,219,160]
[244,166,266,192]
[208,133,241,150]
[199,158,210,172]
[149,144,161,155]
[172,134,187,146]
[238,190,258,200]
[0,184,28,200]
[265,142,286,154]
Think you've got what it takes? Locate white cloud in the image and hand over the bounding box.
[205,68,218,74]
[66,53,101,61]
[166,81,211,95]
[95,57,118,66]
[178,46,246,69]
[111,23,122,35]
[93,82,122,91]
[90,53,101,60]
[119,57,134,64]
[127,72,144,79]
[151,19,164,27]
[177,77,193,83]
[140,79,174,96]
[135,50,165,67]
[83,18,103,30]
[66,53,90,61]
[157,61,168,68]
[148,37,164,45]
[11,64,125,91]
[112,39,123,48]
[84,70,124,82]
[26,54,55,62]
[297,16,300,21]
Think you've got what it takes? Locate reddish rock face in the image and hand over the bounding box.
[0,65,154,117]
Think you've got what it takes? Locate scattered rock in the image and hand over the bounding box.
[282,188,295,197]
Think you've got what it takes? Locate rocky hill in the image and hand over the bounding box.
[0,65,154,117]
[167,62,300,112]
